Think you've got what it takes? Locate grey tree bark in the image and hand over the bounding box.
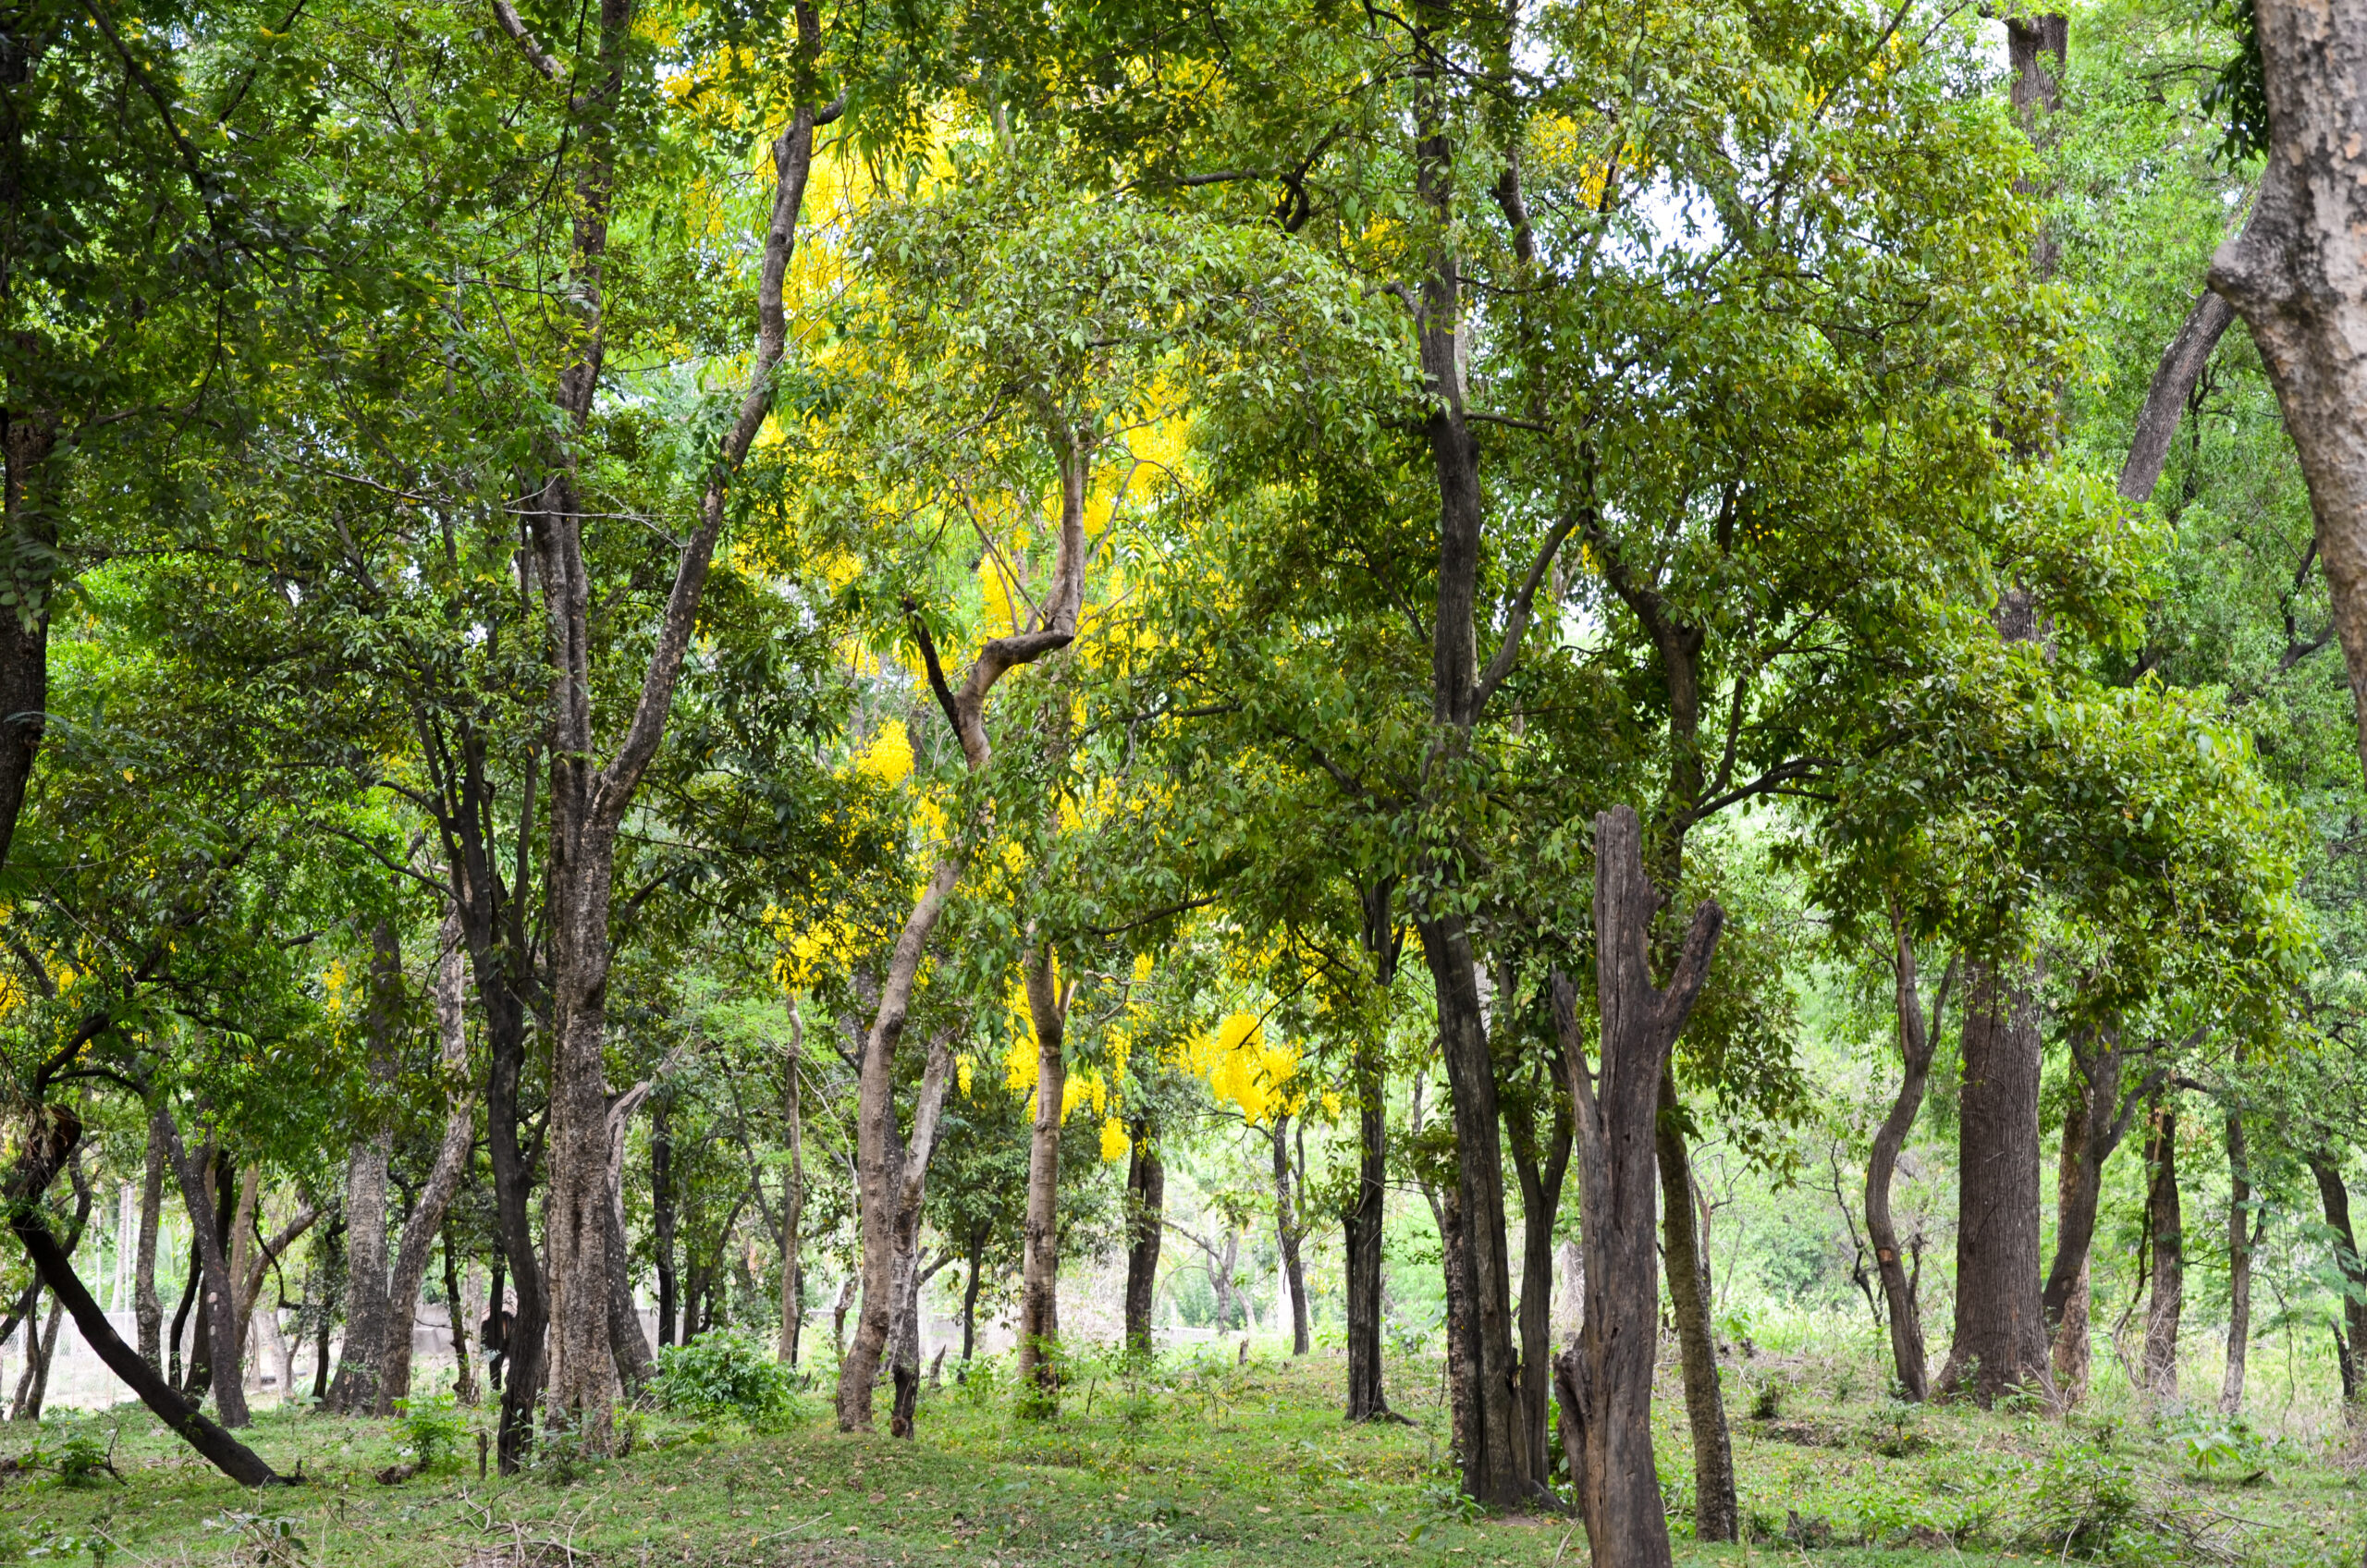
[1122,1123,1162,1357]
[2042,1025,2167,1401]
[1551,807,1723,1568]
[327,918,401,1414]
[2142,1099,2184,1404]
[1868,922,1951,1402]
[2221,1096,2255,1415]
[135,1109,166,1374]
[2120,290,2238,503]
[377,913,478,1412]
[1655,1072,1734,1542]
[1017,944,1070,1404]
[836,434,1088,1433]
[156,1117,251,1427]
[2209,0,2367,777]
[2309,1154,2367,1402]
[780,1007,806,1364]
[1344,878,1399,1421]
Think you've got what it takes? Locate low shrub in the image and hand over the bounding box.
[650,1330,801,1427]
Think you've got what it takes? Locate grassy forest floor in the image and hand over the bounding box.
[1,1344,2361,1568]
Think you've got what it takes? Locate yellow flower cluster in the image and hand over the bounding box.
[1182,1011,1300,1126]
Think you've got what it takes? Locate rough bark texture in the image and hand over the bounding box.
[1869,927,1946,1401]
[1345,881,1398,1421]
[1436,1184,1475,1469]
[2142,1100,2184,1404]
[2209,0,2367,778]
[2310,1155,2367,1403]
[0,418,53,877]
[1017,946,1068,1406]
[1657,1071,1735,1542]
[376,915,477,1413]
[2221,1101,2253,1415]
[1938,965,2054,1406]
[1552,806,1723,1568]
[602,1081,655,1399]
[3,1107,289,1483]
[527,4,830,1458]
[135,1110,166,1373]
[1122,1125,1162,1356]
[653,1096,677,1350]
[328,919,402,1413]
[837,429,1089,1432]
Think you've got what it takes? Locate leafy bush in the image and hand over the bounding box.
[650,1330,799,1427]
[393,1394,469,1475]
[2025,1440,2151,1562]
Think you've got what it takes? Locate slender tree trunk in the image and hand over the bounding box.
[602,1082,655,1399]
[1657,1072,1735,1542]
[445,1221,476,1406]
[839,1025,961,1433]
[1345,878,1399,1421]
[377,914,478,1413]
[156,1119,251,1426]
[1502,1051,1571,1484]
[3,1108,289,1483]
[2043,1024,2167,1400]
[781,1009,805,1364]
[1017,944,1067,1407]
[1270,1114,1309,1357]
[170,1246,198,1390]
[1869,924,1949,1401]
[135,1112,166,1375]
[1122,1123,1162,1356]
[1937,964,2054,1405]
[1436,1184,1475,1468]
[961,1230,986,1364]
[0,419,54,877]
[329,918,401,1414]
[2208,0,2367,778]
[2142,1099,2184,1404]
[1551,806,1723,1568]
[18,1296,61,1421]
[838,437,1089,1433]
[2310,1154,2367,1403]
[2221,1100,2253,1415]
[652,1097,676,1350]
[2122,289,2238,502]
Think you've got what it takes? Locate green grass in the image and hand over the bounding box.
[0,1345,2358,1566]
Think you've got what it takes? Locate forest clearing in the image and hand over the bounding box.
[7,0,2367,1562]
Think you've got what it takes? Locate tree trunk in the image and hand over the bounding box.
[1345,878,1398,1421]
[135,1110,166,1375]
[1657,1072,1735,1543]
[1937,963,2054,1405]
[158,1120,252,1427]
[1551,805,1723,1568]
[377,914,477,1413]
[1122,1123,1162,1356]
[2142,1099,2184,1404]
[2042,1024,2164,1401]
[1270,1114,1309,1357]
[602,1081,655,1400]
[1502,1041,1571,1485]
[329,918,401,1414]
[781,1009,805,1364]
[1436,1183,1476,1470]
[2121,289,2238,502]
[2208,0,2367,778]
[2310,1154,2367,1403]
[1017,944,1067,1407]
[445,1221,476,1406]
[837,434,1089,1432]
[530,17,830,1459]
[3,1107,289,1483]
[2221,1101,2253,1415]
[961,1230,986,1364]
[652,1096,676,1350]
[838,1025,961,1432]
[1869,924,1948,1401]
[0,419,53,878]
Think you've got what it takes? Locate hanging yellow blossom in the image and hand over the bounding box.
[1100,1117,1130,1163]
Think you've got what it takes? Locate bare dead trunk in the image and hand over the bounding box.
[1017,944,1068,1405]
[2221,1101,2253,1415]
[1122,1123,1162,1356]
[1937,962,2054,1405]
[329,919,401,1414]
[1657,1072,1735,1542]
[377,915,478,1412]
[2208,0,2367,778]
[2142,1099,2184,1404]
[135,1110,166,1373]
[1551,806,1723,1568]
[1868,924,1949,1401]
